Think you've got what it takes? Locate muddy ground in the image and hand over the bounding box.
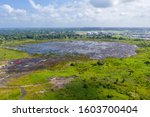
[0,56,80,99]
[0,55,84,86]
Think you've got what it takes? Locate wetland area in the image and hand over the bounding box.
[16,41,137,59]
[0,28,150,100]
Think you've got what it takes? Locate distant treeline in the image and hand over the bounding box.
[0,30,80,40]
[0,28,150,48]
[0,28,115,42]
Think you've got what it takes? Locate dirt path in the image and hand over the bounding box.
[19,86,26,100]
[0,67,7,87]
[0,77,76,100]
[0,85,26,100]
[0,66,33,100]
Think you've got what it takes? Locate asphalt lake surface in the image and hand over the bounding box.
[16,41,137,59]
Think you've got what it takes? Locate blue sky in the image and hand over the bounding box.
[0,0,30,9]
[0,0,68,10]
[0,0,150,27]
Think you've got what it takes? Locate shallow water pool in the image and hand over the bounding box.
[16,41,137,59]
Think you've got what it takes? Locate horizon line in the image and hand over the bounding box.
[1,26,150,29]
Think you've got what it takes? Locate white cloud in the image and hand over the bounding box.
[90,0,136,8]
[28,0,41,9]
[0,4,26,15]
[28,0,56,13]
[0,0,150,27]
[0,4,28,28]
[1,4,14,13]
[21,0,150,27]
[90,0,113,8]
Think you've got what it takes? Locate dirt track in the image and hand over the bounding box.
[19,86,26,100]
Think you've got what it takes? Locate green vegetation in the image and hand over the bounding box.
[0,88,21,100]
[3,46,150,100]
[0,39,45,65]
[0,48,33,65]
[0,29,150,100]
[0,48,31,61]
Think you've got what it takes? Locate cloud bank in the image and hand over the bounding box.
[0,0,150,27]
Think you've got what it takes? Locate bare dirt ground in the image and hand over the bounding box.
[50,76,77,89]
[0,67,28,87]
[0,56,81,99]
[0,56,74,85]
[4,57,65,73]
